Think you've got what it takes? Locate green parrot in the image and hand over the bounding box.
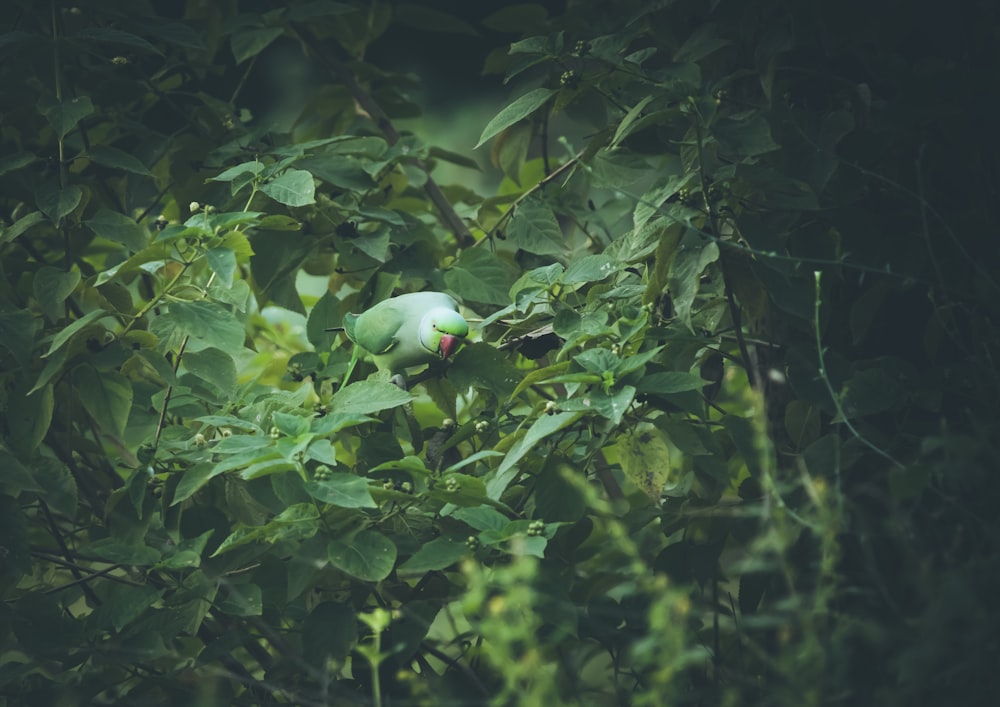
[340,291,469,387]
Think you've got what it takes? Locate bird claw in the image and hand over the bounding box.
[389,373,408,390]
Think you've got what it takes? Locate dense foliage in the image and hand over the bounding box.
[2,1,998,705]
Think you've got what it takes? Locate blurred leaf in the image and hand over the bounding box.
[0,308,40,367]
[0,495,30,580]
[231,27,283,64]
[394,4,478,34]
[302,602,357,665]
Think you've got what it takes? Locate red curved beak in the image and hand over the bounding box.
[438,334,460,359]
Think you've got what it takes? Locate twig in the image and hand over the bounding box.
[485,150,585,245]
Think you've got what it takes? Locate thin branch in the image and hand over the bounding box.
[693,115,758,389]
[485,150,585,245]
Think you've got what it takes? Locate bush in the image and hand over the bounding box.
[1,1,998,705]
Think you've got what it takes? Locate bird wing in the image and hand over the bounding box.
[345,301,408,356]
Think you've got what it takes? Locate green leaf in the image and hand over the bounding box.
[476,87,555,148]
[306,439,338,465]
[206,247,237,287]
[0,151,37,177]
[714,115,780,159]
[73,367,133,438]
[218,583,262,616]
[85,209,146,251]
[75,27,162,54]
[33,266,81,322]
[561,385,635,425]
[450,505,510,531]
[31,458,77,518]
[394,4,478,35]
[231,27,283,64]
[267,503,321,542]
[398,537,468,574]
[42,308,106,358]
[210,160,264,183]
[153,300,246,351]
[618,423,672,499]
[239,458,297,480]
[287,2,357,20]
[36,184,83,224]
[182,347,237,399]
[430,473,489,507]
[260,168,316,206]
[562,254,617,284]
[508,199,565,255]
[444,248,518,305]
[838,367,903,419]
[637,372,707,394]
[0,443,43,492]
[88,539,161,566]
[0,308,40,367]
[5,379,53,458]
[328,530,397,581]
[482,4,549,32]
[447,342,521,397]
[669,229,719,329]
[0,211,46,246]
[304,473,377,508]
[487,411,583,500]
[88,145,153,176]
[89,585,164,632]
[171,462,217,505]
[673,23,730,63]
[330,379,414,417]
[38,94,94,139]
[611,96,655,147]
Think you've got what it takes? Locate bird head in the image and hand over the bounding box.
[420,308,469,360]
